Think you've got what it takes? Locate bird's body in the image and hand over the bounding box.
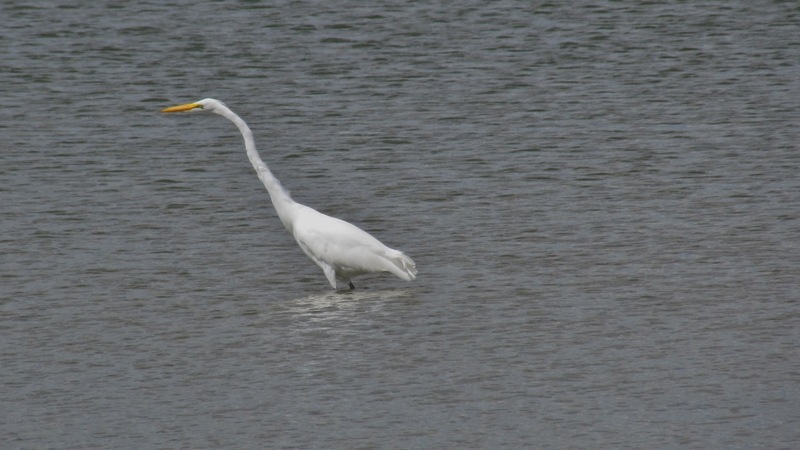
[162,98,416,290]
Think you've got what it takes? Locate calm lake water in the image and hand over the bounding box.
[2,1,799,448]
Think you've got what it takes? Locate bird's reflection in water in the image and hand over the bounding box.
[248,286,419,345]
[285,288,413,320]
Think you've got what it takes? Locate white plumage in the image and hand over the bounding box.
[162,98,417,290]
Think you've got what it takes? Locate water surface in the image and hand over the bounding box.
[1,1,799,448]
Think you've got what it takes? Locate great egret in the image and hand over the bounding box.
[161,98,417,290]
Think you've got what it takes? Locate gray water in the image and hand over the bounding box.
[2,1,799,448]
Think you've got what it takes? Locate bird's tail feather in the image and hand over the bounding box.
[385,251,417,281]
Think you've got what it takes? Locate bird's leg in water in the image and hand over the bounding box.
[349,281,355,289]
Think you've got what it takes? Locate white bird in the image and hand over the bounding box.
[161,98,417,290]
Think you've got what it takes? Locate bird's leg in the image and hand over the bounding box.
[349,281,355,290]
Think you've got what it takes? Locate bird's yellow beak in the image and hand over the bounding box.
[161,102,203,113]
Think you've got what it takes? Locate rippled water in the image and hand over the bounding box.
[2,1,799,448]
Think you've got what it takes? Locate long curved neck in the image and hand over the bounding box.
[214,105,298,231]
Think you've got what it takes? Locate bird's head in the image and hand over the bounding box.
[161,98,227,114]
